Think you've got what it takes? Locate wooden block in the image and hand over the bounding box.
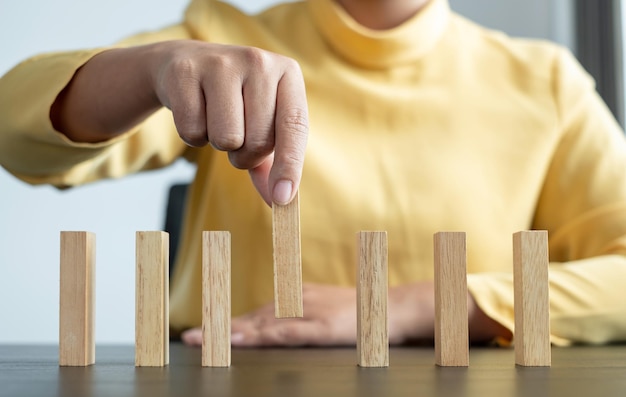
[59,231,96,366]
[513,231,551,367]
[356,231,389,367]
[433,232,469,367]
[202,231,231,367]
[135,231,169,367]
[272,191,303,318]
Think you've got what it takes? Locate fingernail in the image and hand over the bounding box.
[231,332,245,344]
[272,180,293,205]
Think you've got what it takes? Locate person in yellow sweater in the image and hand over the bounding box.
[2,0,626,347]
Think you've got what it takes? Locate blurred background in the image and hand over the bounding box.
[0,0,623,344]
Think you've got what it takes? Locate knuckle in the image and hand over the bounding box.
[228,135,274,169]
[226,152,258,170]
[167,56,198,80]
[245,137,274,158]
[279,108,309,137]
[257,322,301,346]
[251,313,268,329]
[211,52,238,76]
[211,133,244,152]
[172,113,207,147]
[179,131,207,147]
[276,152,305,173]
[275,325,298,343]
[158,59,201,104]
[258,328,279,345]
[281,326,298,341]
[227,152,248,169]
[241,47,271,72]
[281,57,303,75]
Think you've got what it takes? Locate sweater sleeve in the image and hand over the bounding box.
[468,48,626,346]
[0,24,195,188]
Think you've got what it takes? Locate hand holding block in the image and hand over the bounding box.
[202,231,231,367]
[59,231,95,367]
[356,231,389,367]
[135,231,169,367]
[272,191,303,318]
[513,231,551,367]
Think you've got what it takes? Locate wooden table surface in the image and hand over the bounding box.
[1,343,626,397]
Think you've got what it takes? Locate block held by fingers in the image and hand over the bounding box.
[272,191,303,318]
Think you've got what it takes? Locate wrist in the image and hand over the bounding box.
[467,292,513,343]
[388,282,435,344]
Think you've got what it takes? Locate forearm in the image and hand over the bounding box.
[467,291,512,343]
[50,44,163,143]
[467,254,626,345]
[46,38,307,204]
[390,282,511,345]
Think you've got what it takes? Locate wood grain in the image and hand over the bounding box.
[356,231,389,367]
[513,231,551,367]
[202,231,231,367]
[135,231,169,367]
[59,231,96,366]
[434,232,469,366]
[5,344,626,397]
[272,191,303,318]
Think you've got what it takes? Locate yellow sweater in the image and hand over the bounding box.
[2,0,626,345]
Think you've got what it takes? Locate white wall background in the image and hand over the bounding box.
[0,0,575,344]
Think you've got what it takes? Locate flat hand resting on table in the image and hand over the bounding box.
[180,283,511,347]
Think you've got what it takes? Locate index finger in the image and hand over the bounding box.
[268,60,309,205]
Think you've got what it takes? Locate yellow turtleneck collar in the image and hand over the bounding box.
[307,0,450,68]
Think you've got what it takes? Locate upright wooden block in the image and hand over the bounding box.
[272,191,303,318]
[513,231,551,367]
[135,231,169,367]
[202,231,231,367]
[433,232,469,367]
[59,231,96,366]
[356,231,389,367]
